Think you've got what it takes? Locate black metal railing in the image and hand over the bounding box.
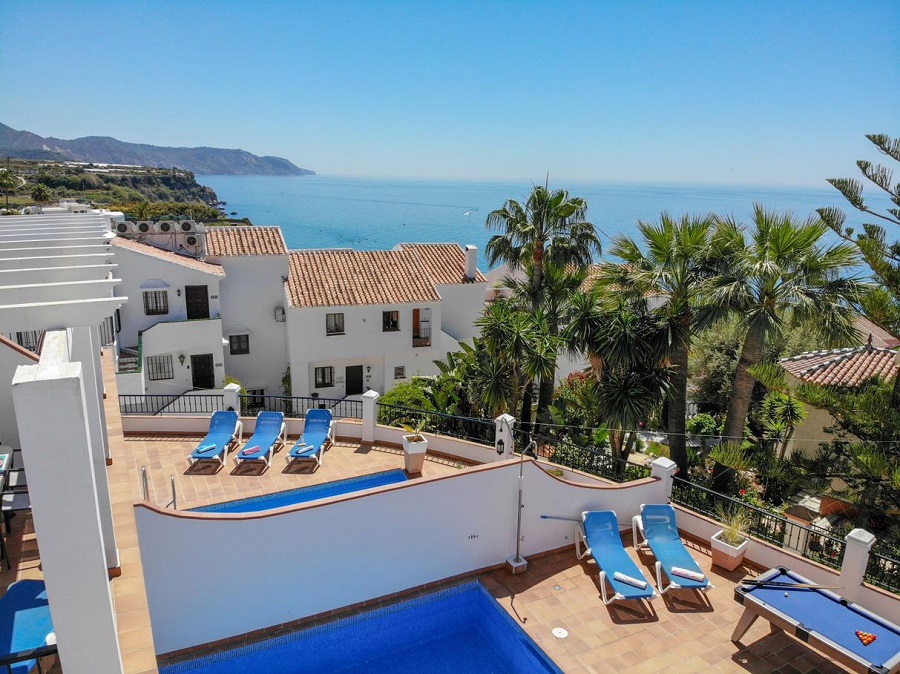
[376,403,495,446]
[119,394,225,416]
[238,394,363,420]
[514,430,652,483]
[866,549,900,594]
[672,477,846,570]
[412,327,432,348]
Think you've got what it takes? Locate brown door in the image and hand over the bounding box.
[185,285,209,320]
[346,365,364,395]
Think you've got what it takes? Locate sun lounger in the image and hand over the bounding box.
[187,410,242,468]
[285,409,334,469]
[234,411,286,468]
[576,510,657,605]
[632,503,712,594]
[0,579,56,674]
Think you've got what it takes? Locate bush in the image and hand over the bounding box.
[377,381,433,426]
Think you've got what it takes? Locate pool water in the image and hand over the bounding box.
[190,470,408,514]
[160,582,561,674]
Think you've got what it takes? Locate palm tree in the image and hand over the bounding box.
[703,205,865,442]
[485,183,601,426]
[476,299,559,426]
[594,213,714,472]
[564,291,672,461]
[0,169,18,209]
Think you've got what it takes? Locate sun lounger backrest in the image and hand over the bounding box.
[642,504,681,542]
[305,409,332,431]
[254,411,284,433]
[583,511,619,543]
[209,410,239,434]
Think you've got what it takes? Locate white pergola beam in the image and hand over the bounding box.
[0,237,112,250]
[0,244,111,259]
[0,253,112,270]
[0,296,125,331]
[0,264,117,284]
[0,279,120,305]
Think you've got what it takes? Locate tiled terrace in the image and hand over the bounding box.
[0,350,858,673]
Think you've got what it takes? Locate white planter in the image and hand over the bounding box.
[402,435,428,474]
[711,529,749,571]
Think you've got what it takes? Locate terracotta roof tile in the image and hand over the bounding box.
[205,227,287,257]
[395,243,487,284]
[781,346,898,386]
[287,244,484,308]
[111,237,225,277]
[854,315,899,349]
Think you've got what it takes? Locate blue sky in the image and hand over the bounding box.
[1,1,897,185]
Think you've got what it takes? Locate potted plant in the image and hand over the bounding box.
[401,419,429,474]
[710,503,751,571]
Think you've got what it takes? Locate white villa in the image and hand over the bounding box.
[0,208,897,674]
[110,224,486,402]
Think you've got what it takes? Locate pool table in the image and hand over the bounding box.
[732,567,900,674]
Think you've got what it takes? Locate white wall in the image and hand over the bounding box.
[209,255,289,396]
[134,461,665,654]
[434,283,486,342]
[0,342,38,447]
[286,302,442,397]
[113,245,222,348]
[141,318,226,394]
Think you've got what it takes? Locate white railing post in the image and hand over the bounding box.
[494,413,516,461]
[650,457,678,502]
[222,382,241,412]
[840,528,876,603]
[362,390,380,444]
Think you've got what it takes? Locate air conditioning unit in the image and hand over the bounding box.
[179,220,197,233]
[274,306,285,323]
[154,220,175,234]
[135,221,153,234]
[184,234,199,248]
[114,221,130,235]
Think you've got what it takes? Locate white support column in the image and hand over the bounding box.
[361,390,379,444]
[90,325,111,463]
[840,528,876,603]
[222,382,241,412]
[651,457,678,502]
[12,333,124,674]
[70,326,119,571]
[494,413,516,461]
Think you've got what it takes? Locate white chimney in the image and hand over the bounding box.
[465,245,478,281]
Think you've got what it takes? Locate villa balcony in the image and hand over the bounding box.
[412,327,431,348]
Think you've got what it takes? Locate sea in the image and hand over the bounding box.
[197,175,869,270]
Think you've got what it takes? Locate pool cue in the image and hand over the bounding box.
[540,515,582,522]
[740,580,842,590]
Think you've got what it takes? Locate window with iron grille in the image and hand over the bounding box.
[394,366,405,379]
[143,290,169,316]
[383,310,400,331]
[147,355,174,381]
[326,313,344,335]
[315,366,334,388]
[229,334,250,355]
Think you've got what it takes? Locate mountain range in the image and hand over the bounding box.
[0,123,314,176]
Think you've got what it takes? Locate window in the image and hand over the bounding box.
[143,290,169,316]
[326,313,344,335]
[315,366,334,388]
[383,310,400,332]
[146,355,174,381]
[394,366,406,380]
[229,334,250,355]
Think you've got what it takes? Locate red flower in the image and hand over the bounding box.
[739,489,746,496]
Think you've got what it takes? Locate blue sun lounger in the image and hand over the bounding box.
[576,510,657,605]
[285,409,334,469]
[234,411,286,468]
[188,410,242,468]
[632,503,712,594]
[0,579,56,674]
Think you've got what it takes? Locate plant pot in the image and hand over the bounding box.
[711,529,749,571]
[402,435,428,474]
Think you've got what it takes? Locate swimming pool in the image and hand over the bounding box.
[190,470,408,514]
[160,582,561,673]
